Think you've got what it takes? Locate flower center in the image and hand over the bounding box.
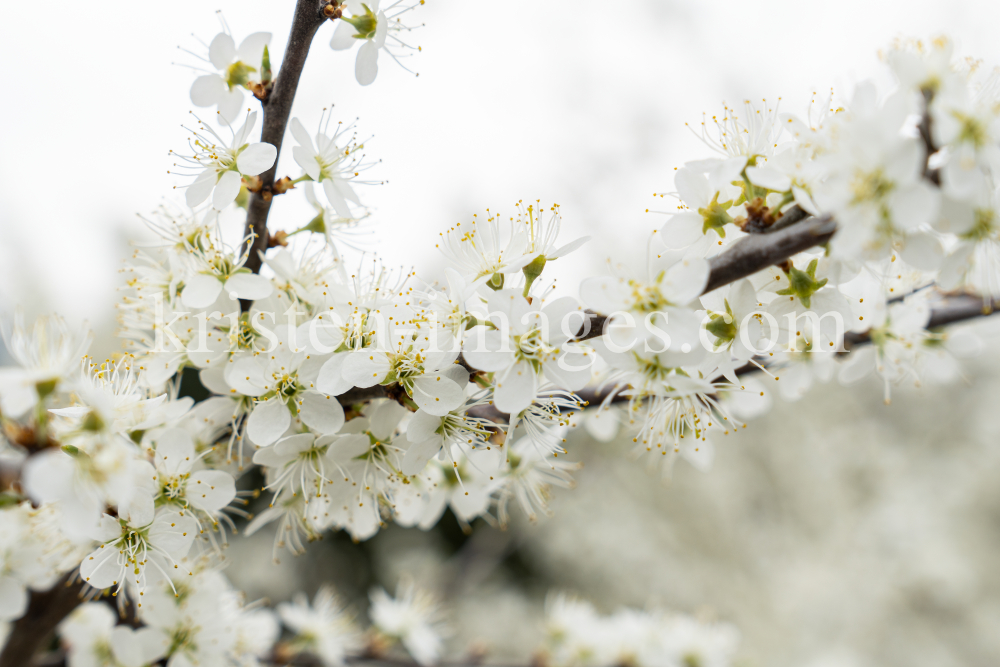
[850,168,894,206]
[344,4,379,39]
[963,208,997,241]
[225,60,256,89]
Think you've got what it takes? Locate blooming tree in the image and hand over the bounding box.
[0,4,997,664]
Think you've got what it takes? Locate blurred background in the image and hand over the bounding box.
[3,1,1000,665]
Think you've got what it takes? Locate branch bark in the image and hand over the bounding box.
[244,0,328,276]
[0,575,85,667]
[703,215,836,293]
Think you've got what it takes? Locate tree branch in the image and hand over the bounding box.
[0,575,85,667]
[464,290,1000,423]
[573,213,835,341]
[703,215,836,293]
[3,5,332,663]
[244,0,328,276]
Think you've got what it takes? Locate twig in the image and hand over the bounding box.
[243,0,328,277]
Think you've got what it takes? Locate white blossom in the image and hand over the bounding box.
[189,31,272,123]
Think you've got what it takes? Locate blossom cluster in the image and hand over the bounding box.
[54,569,449,667]
[1,7,999,666]
[544,593,739,667]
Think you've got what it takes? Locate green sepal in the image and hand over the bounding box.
[226,60,257,90]
[304,212,327,235]
[697,192,733,238]
[521,255,546,297]
[706,300,737,343]
[35,378,58,400]
[81,410,105,432]
[343,4,378,39]
[775,259,827,309]
[235,185,250,210]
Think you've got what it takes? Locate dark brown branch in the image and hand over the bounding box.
[918,88,942,186]
[572,212,833,341]
[243,0,328,277]
[767,203,809,233]
[338,385,390,404]
[0,575,85,667]
[5,6,332,662]
[473,291,1000,421]
[844,293,999,348]
[703,215,836,293]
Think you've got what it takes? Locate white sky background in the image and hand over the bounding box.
[2,0,1000,355]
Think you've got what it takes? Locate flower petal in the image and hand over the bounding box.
[322,178,353,218]
[224,352,266,397]
[370,401,408,441]
[355,40,379,86]
[237,32,272,64]
[326,433,371,461]
[187,470,236,513]
[212,170,243,210]
[298,391,346,434]
[181,274,224,309]
[493,360,537,415]
[0,577,27,621]
[237,142,277,176]
[661,256,709,305]
[543,347,593,391]
[209,32,236,70]
[185,169,217,207]
[80,545,122,590]
[548,236,589,259]
[247,398,291,446]
[148,510,197,558]
[154,428,196,476]
[330,20,358,50]
[218,87,245,125]
[224,272,273,301]
[410,375,464,416]
[401,434,443,476]
[290,117,314,152]
[746,165,791,192]
[462,329,514,372]
[190,74,224,107]
[342,349,390,388]
[316,353,355,396]
[659,212,705,249]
